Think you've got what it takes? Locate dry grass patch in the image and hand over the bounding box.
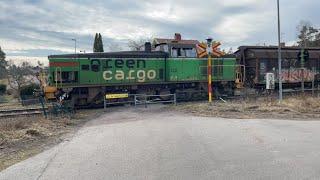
[0,109,103,171]
[174,95,320,120]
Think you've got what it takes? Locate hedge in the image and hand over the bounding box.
[0,84,6,95]
[20,83,40,97]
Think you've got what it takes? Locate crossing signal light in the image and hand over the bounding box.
[298,49,309,62]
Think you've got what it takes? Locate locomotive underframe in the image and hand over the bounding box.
[57,80,235,107]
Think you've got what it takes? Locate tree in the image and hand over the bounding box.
[107,43,123,52]
[227,47,233,54]
[0,46,7,79]
[128,37,153,51]
[297,21,320,47]
[98,33,104,52]
[7,61,33,97]
[93,33,98,52]
[93,33,104,52]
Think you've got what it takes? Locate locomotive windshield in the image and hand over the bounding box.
[171,48,197,58]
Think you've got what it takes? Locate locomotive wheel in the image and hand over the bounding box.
[159,89,171,100]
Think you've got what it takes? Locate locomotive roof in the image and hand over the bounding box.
[48,51,169,59]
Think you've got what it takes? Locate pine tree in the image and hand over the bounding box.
[93,33,99,52]
[98,33,104,52]
[93,33,104,52]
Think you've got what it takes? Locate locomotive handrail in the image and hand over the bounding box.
[134,93,177,107]
[55,67,62,88]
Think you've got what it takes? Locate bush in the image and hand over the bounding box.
[20,83,40,98]
[0,84,6,95]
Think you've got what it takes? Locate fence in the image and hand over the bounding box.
[104,93,176,109]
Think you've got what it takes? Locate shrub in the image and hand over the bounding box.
[0,84,6,95]
[20,83,40,98]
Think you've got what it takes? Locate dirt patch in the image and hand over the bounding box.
[0,109,103,171]
[173,95,320,120]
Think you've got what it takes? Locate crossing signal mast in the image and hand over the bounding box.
[196,39,224,103]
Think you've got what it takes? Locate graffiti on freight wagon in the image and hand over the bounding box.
[280,68,315,82]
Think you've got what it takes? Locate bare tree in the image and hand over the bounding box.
[37,60,44,67]
[296,20,320,47]
[0,46,7,79]
[107,43,123,52]
[227,47,233,54]
[7,61,33,96]
[127,37,153,51]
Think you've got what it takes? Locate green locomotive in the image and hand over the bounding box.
[46,42,241,106]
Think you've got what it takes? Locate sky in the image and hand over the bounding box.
[1,0,320,65]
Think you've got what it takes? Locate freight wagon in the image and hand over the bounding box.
[236,46,320,89]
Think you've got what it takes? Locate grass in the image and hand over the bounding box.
[174,95,320,120]
[0,109,103,171]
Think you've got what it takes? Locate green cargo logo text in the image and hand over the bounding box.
[102,59,157,82]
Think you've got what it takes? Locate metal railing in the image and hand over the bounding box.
[104,93,177,109]
[134,94,177,107]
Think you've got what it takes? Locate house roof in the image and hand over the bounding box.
[48,51,169,59]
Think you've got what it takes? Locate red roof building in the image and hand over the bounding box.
[153,33,199,58]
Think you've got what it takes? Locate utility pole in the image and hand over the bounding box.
[277,0,283,102]
[71,38,77,54]
[206,37,213,103]
[301,49,305,93]
[72,38,79,86]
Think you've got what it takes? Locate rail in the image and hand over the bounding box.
[0,107,47,118]
[0,97,48,118]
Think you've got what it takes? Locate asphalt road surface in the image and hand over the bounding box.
[1,105,320,180]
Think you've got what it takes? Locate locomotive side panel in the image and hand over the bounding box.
[166,58,206,82]
[166,58,237,82]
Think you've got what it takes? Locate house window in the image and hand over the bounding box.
[184,48,197,58]
[163,45,169,52]
[172,48,178,57]
[177,48,182,56]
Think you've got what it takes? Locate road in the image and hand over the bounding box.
[1,105,320,180]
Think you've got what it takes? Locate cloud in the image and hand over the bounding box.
[0,0,319,64]
[214,11,273,43]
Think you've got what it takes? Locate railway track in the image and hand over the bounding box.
[0,107,46,118]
